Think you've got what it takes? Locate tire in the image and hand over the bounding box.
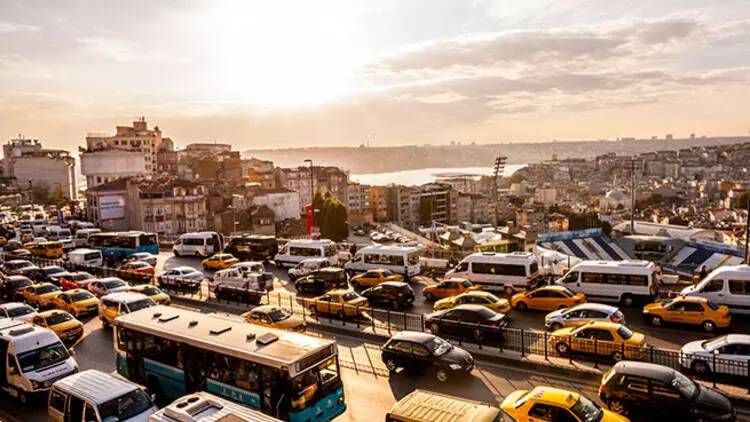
[608,399,628,416]
[650,315,663,327]
[555,342,570,355]
[435,368,449,382]
[515,301,528,311]
[611,351,624,362]
[424,292,435,301]
[17,389,27,405]
[620,294,635,307]
[691,361,711,375]
[391,300,401,310]
[702,320,716,333]
[504,286,514,296]
[385,359,398,372]
[101,317,110,328]
[550,322,563,331]
[429,322,440,334]
[173,250,180,257]
[473,328,483,341]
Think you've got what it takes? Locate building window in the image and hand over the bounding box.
[97,176,102,184]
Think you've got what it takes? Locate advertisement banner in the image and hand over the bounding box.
[100,195,125,220]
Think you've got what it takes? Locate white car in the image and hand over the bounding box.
[0,302,38,322]
[158,266,204,282]
[127,252,158,267]
[680,334,750,376]
[88,277,130,297]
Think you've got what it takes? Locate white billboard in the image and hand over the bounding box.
[99,195,125,220]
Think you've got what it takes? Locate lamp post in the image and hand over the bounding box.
[304,159,314,228]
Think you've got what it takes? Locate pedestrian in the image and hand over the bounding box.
[698,265,708,281]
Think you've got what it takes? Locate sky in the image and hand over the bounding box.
[2,0,750,151]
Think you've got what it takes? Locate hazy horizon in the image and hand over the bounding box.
[3,1,750,151]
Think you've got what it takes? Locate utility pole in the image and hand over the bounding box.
[629,158,638,235]
[493,155,507,228]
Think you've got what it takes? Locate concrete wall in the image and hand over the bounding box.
[252,192,300,221]
[14,155,77,200]
[81,150,146,187]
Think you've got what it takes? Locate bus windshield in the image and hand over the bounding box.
[98,389,153,421]
[17,343,69,373]
[291,357,339,410]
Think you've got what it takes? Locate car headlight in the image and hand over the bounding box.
[449,364,462,370]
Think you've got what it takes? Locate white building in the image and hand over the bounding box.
[600,188,631,210]
[80,150,146,188]
[2,137,77,200]
[534,187,557,206]
[251,188,301,222]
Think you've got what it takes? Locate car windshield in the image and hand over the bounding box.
[7,305,34,317]
[672,372,698,398]
[37,285,58,294]
[462,280,473,288]
[46,312,73,325]
[12,278,32,289]
[383,270,393,277]
[342,292,359,301]
[71,291,94,301]
[103,280,126,289]
[269,309,292,322]
[17,343,69,372]
[126,298,155,313]
[485,293,501,302]
[617,326,633,340]
[703,336,728,351]
[71,273,93,281]
[140,286,160,296]
[98,389,153,421]
[44,267,65,275]
[706,301,720,311]
[425,336,453,356]
[570,395,603,422]
[560,287,576,297]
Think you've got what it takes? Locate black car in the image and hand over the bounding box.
[361,281,414,310]
[0,275,34,301]
[425,304,508,342]
[599,361,735,422]
[382,331,473,382]
[38,265,69,284]
[4,239,22,252]
[294,267,348,295]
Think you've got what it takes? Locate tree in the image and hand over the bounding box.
[313,190,349,241]
[600,220,612,237]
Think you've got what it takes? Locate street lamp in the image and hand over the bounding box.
[304,159,314,227]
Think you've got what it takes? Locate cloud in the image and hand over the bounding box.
[77,37,138,62]
[0,21,40,34]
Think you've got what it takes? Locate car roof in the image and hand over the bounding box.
[380,281,409,288]
[671,295,708,303]
[62,289,91,295]
[390,331,437,344]
[0,302,31,310]
[568,303,618,313]
[251,305,282,313]
[173,266,199,272]
[451,304,496,313]
[37,310,71,318]
[53,370,140,405]
[101,292,149,303]
[612,361,676,382]
[326,289,355,295]
[577,320,620,329]
[725,334,750,344]
[522,387,580,408]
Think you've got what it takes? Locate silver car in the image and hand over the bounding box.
[88,277,130,297]
[544,303,624,331]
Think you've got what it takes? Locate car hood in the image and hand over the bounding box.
[546,308,564,319]
[693,386,733,417]
[680,339,706,355]
[628,332,646,345]
[440,345,473,366]
[642,302,663,312]
[50,320,82,332]
[433,297,453,309]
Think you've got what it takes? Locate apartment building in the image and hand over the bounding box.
[241,158,276,189]
[2,137,77,200]
[276,166,349,213]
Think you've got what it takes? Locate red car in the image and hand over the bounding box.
[59,272,97,290]
[117,261,155,275]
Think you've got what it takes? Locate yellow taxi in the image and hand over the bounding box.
[511,285,586,312]
[29,310,84,347]
[549,321,647,362]
[26,241,64,258]
[22,282,62,308]
[433,291,511,313]
[501,386,629,422]
[423,278,480,301]
[129,284,171,305]
[642,295,730,332]
[201,253,239,270]
[51,289,100,317]
[350,269,403,289]
[308,289,368,318]
[242,305,306,332]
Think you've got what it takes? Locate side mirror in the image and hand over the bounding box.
[8,366,17,376]
[68,348,76,356]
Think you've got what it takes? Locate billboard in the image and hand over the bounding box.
[99,195,125,220]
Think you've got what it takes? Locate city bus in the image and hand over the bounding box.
[114,305,346,421]
[88,231,159,260]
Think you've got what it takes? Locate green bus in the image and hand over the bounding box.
[113,305,346,422]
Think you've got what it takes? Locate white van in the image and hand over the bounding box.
[172,231,225,257]
[273,239,339,267]
[32,219,47,236]
[49,369,157,422]
[681,264,750,315]
[345,245,421,277]
[445,252,540,294]
[149,392,281,422]
[0,319,79,403]
[68,248,103,267]
[73,228,101,247]
[555,260,659,307]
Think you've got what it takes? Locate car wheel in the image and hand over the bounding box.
[385,359,398,372]
[435,368,449,382]
[702,320,716,333]
[608,399,628,415]
[620,294,635,307]
[391,300,401,310]
[650,315,663,327]
[429,322,440,334]
[611,351,624,362]
[424,292,435,301]
[473,328,483,341]
[504,286,514,296]
[515,301,528,311]
[555,342,570,355]
[17,389,27,405]
[691,361,711,375]
[550,322,563,331]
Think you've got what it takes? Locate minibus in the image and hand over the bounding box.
[555,260,659,307]
[172,231,224,257]
[445,252,540,294]
[345,245,421,277]
[67,248,104,267]
[273,239,339,267]
[73,228,101,247]
[681,264,750,314]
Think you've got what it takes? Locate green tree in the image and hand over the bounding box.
[600,220,612,237]
[313,190,349,241]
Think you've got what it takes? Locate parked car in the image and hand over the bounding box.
[294,267,348,296]
[307,289,368,318]
[2,259,36,275]
[511,285,586,311]
[503,386,626,422]
[126,252,158,267]
[157,266,204,293]
[0,275,34,300]
[425,304,508,341]
[287,258,330,281]
[59,271,97,290]
[642,295,730,332]
[549,321,646,362]
[680,334,750,376]
[129,284,170,305]
[242,305,306,332]
[0,302,37,321]
[382,331,474,382]
[117,260,155,275]
[21,282,62,308]
[599,361,735,421]
[3,239,22,251]
[201,253,239,270]
[51,289,100,317]
[544,303,625,331]
[88,277,130,297]
[422,278,479,301]
[350,268,403,289]
[433,291,511,314]
[30,310,84,347]
[361,281,415,310]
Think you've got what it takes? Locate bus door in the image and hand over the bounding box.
[261,367,284,417]
[183,345,207,393]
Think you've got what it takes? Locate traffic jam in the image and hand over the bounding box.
[0,206,747,421]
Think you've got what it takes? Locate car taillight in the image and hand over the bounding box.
[598,384,605,395]
[610,315,619,323]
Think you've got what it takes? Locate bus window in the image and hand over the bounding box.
[139,234,157,246]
